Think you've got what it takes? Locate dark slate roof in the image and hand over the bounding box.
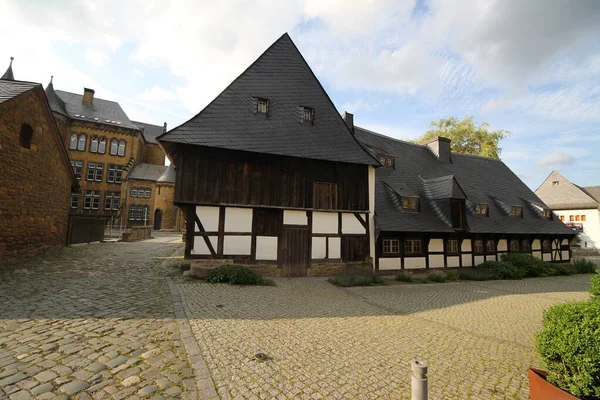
[156,164,175,183]
[535,170,600,210]
[0,80,38,104]
[1,57,14,80]
[51,89,139,130]
[132,121,163,144]
[355,126,574,235]
[158,33,378,166]
[44,78,67,116]
[127,163,169,182]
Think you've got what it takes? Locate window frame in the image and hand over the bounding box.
[91,191,100,210]
[70,160,83,180]
[98,138,107,154]
[486,240,496,254]
[446,239,460,254]
[511,206,523,218]
[509,240,520,252]
[77,134,86,151]
[582,215,587,222]
[90,136,99,153]
[117,140,126,157]
[302,106,314,123]
[129,205,136,221]
[475,203,488,216]
[401,197,419,211]
[521,240,531,252]
[542,239,552,252]
[110,139,118,155]
[404,239,422,255]
[69,133,78,150]
[473,239,484,254]
[104,192,113,211]
[383,239,400,254]
[84,190,93,210]
[131,188,138,198]
[257,99,269,114]
[542,209,552,219]
[70,193,79,209]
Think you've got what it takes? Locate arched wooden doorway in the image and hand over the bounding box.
[154,209,163,230]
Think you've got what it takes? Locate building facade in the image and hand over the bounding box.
[535,170,600,249]
[0,70,78,262]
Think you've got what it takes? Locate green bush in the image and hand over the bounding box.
[205,264,265,285]
[458,269,499,281]
[425,273,446,283]
[500,253,546,277]
[536,300,600,398]
[542,263,573,277]
[475,261,524,280]
[444,269,461,282]
[574,258,597,274]
[395,272,413,282]
[590,273,600,297]
[328,275,384,287]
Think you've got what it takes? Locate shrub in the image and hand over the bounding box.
[328,275,384,287]
[590,272,600,297]
[536,300,600,398]
[500,253,546,277]
[445,269,461,282]
[395,272,413,282]
[458,269,499,281]
[205,264,265,285]
[574,258,597,274]
[542,263,573,277]
[475,261,524,280]
[425,273,446,283]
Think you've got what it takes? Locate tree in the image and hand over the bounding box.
[414,116,510,159]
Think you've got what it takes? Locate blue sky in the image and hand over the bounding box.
[2,0,599,189]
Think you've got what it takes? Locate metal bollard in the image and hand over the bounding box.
[411,360,428,400]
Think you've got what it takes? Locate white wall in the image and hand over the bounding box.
[497,240,507,252]
[429,254,444,268]
[429,239,444,252]
[328,237,341,258]
[256,236,277,260]
[223,236,251,255]
[447,256,460,268]
[561,251,570,260]
[532,239,541,251]
[341,213,366,234]
[224,207,252,232]
[553,208,599,249]
[379,258,400,270]
[283,210,307,225]
[474,255,485,265]
[191,236,217,255]
[195,206,219,231]
[313,212,338,234]
[312,237,326,259]
[543,253,552,262]
[404,257,426,269]
[485,255,496,262]
[532,251,542,259]
[462,254,472,267]
[461,239,472,252]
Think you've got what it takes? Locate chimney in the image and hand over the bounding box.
[82,88,95,105]
[422,136,451,162]
[342,111,354,134]
[163,122,167,134]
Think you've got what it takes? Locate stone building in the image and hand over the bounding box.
[0,64,79,262]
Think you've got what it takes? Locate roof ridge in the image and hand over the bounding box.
[354,125,426,149]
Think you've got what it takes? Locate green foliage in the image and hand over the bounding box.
[425,273,446,283]
[475,261,524,280]
[500,253,546,277]
[590,273,600,297]
[205,264,265,285]
[328,275,385,287]
[536,300,600,397]
[571,235,582,246]
[574,258,597,274]
[395,272,413,282]
[458,269,500,281]
[444,269,461,282]
[542,263,573,277]
[413,116,510,159]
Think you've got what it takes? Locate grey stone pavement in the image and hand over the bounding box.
[1,238,595,400]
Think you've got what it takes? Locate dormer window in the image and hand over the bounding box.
[552,181,559,186]
[475,203,488,216]
[543,209,552,219]
[379,154,395,168]
[511,206,523,218]
[303,107,313,122]
[257,99,269,114]
[402,197,419,211]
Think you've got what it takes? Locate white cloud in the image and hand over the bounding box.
[137,85,178,102]
[537,153,576,167]
[85,49,109,68]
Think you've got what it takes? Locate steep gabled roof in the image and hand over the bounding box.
[0,80,37,104]
[44,77,67,116]
[158,33,378,166]
[127,163,169,182]
[355,126,573,235]
[132,121,163,144]
[535,170,599,210]
[1,57,14,80]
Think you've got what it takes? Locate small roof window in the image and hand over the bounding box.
[402,197,419,211]
[303,107,313,123]
[475,203,488,216]
[257,98,269,114]
[379,154,395,168]
[552,181,559,186]
[511,206,523,218]
[543,209,552,219]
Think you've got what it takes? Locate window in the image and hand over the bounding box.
[131,188,138,197]
[135,205,149,221]
[69,134,78,150]
[77,135,86,151]
[117,140,126,156]
[404,239,422,254]
[560,215,565,221]
[402,197,419,211]
[475,204,488,216]
[509,240,520,252]
[83,190,100,209]
[542,240,552,251]
[110,139,118,155]
[313,182,338,210]
[511,206,523,218]
[144,189,151,198]
[107,165,123,183]
[303,107,313,122]
[86,163,103,182]
[522,240,531,252]
[104,192,120,211]
[486,240,496,253]
[70,193,79,209]
[569,215,574,222]
[70,160,83,180]
[98,138,106,154]
[582,215,587,222]
[129,205,136,220]
[383,239,400,254]
[19,124,33,149]
[447,239,459,254]
[92,191,100,209]
[473,240,484,254]
[90,137,99,153]
[575,215,580,221]
[257,99,268,114]
[552,181,559,186]
[451,199,464,230]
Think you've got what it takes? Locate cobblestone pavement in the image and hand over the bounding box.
[0,236,196,400]
[175,274,593,400]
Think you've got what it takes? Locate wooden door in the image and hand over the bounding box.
[281,226,309,277]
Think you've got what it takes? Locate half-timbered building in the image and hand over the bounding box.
[158,34,379,277]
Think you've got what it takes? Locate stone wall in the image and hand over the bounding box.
[144,143,165,165]
[154,184,184,231]
[0,88,73,263]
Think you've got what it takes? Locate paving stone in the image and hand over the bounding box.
[30,382,54,395]
[86,362,106,372]
[121,375,141,387]
[0,372,28,386]
[138,385,158,397]
[59,380,90,395]
[33,370,57,383]
[8,390,32,400]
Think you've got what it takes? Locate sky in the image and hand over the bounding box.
[1,0,599,189]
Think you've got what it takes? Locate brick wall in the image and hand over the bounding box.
[154,184,184,231]
[144,144,165,165]
[0,88,73,263]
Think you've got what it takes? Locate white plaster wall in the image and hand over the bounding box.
[562,239,569,246]
[447,256,460,268]
[561,251,570,260]
[379,258,401,270]
[462,255,473,267]
[485,255,496,262]
[191,236,217,255]
[543,253,552,262]
[429,254,444,268]
[283,210,307,225]
[404,257,426,269]
[341,213,365,234]
[532,251,542,259]
[223,236,251,255]
[552,240,558,250]
[429,239,444,252]
[474,255,485,265]
[461,239,472,252]
[553,208,600,249]
[497,240,507,251]
[195,206,219,232]
[224,207,252,232]
[312,237,326,259]
[313,212,338,234]
[328,237,341,258]
[368,166,376,269]
[532,239,541,250]
[256,236,277,260]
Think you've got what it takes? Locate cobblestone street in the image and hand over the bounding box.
[1,240,594,399]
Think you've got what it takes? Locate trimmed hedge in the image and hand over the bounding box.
[395,272,413,282]
[590,272,600,297]
[500,253,546,277]
[536,300,600,398]
[475,261,525,280]
[205,264,266,285]
[328,275,384,287]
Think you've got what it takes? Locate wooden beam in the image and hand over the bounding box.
[194,214,216,256]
